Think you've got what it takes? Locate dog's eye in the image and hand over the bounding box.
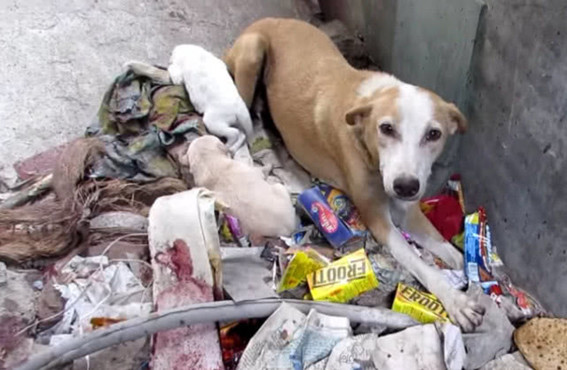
[379,123,395,137]
[425,128,442,141]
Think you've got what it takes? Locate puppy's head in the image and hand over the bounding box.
[346,77,466,201]
[170,45,190,65]
[169,44,204,84]
[187,135,230,168]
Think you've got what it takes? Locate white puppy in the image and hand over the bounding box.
[186,135,296,237]
[168,44,253,154]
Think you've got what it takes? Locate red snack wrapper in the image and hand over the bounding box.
[420,194,463,241]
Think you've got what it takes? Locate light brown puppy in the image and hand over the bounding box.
[225,18,485,331]
[186,135,297,237]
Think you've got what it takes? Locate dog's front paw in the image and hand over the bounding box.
[444,290,485,332]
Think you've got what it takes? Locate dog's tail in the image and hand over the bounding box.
[224,31,269,109]
[123,60,172,85]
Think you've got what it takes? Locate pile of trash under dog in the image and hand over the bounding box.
[0,21,563,370]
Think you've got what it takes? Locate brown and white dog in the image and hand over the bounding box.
[225,18,485,331]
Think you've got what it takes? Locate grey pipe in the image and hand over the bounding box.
[18,298,417,370]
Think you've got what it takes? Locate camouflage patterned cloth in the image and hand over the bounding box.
[86,68,206,181]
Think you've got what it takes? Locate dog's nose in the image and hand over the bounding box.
[393,176,420,198]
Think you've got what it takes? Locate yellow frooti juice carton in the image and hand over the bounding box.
[392,283,450,323]
[277,249,329,293]
[307,249,378,303]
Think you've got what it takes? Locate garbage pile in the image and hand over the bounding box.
[0,20,560,370]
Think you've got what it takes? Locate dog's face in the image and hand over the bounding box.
[346,82,466,201]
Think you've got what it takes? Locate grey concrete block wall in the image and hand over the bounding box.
[320,0,567,315]
[0,0,314,184]
[458,0,567,316]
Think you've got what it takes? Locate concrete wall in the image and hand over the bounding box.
[458,0,567,316]
[319,0,567,315]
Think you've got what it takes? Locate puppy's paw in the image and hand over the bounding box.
[444,290,485,332]
[122,60,145,71]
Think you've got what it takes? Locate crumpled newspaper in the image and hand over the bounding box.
[462,284,515,369]
[237,303,467,370]
[51,255,151,341]
[237,303,351,370]
[323,323,464,370]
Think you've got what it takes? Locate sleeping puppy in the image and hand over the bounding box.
[168,44,253,154]
[185,135,296,237]
[123,45,253,155]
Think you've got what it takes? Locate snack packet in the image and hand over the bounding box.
[392,283,450,324]
[420,174,466,242]
[219,213,250,247]
[464,208,546,318]
[298,185,366,248]
[318,184,367,235]
[307,249,378,302]
[464,208,493,283]
[277,249,329,293]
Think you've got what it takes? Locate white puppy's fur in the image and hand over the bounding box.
[186,135,296,237]
[168,45,253,154]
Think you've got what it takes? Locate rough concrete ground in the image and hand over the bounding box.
[0,0,316,184]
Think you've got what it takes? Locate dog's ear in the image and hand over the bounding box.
[446,103,467,134]
[345,105,372,126]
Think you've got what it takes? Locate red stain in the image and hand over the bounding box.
[169,239,194,281]
[0,315,26,368]
[152,325,223,369]
[154,239,211,306]
[154,239,194,281]
[152,239,222,369]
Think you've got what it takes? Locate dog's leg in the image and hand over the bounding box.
[400,203,465,270]
[224,33,268,108]
[202,111,245,154]
[123,61,172,84]
[347,173,484,331]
